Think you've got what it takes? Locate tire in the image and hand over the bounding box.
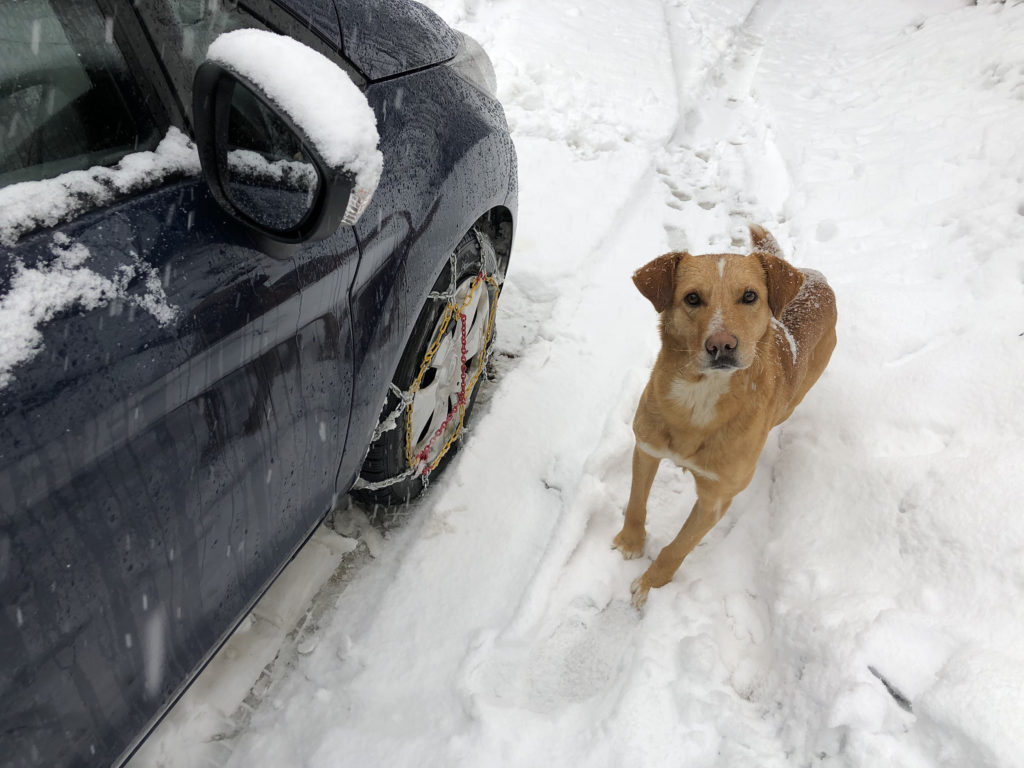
[352,230,501,507]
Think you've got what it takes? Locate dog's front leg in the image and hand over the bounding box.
[613,444,660,560]
[630,488,733,609]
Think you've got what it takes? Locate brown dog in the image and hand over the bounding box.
[613,224,836,608]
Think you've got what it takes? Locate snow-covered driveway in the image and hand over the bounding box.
[148,1,1024,766]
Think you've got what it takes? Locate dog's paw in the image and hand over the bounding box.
[612,530,645,560]
[630,577,650,610]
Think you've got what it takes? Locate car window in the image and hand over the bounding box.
[134,0,266,118]
[0,0,162,187]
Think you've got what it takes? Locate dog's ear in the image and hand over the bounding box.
[633,252,683,313]
[757,251,805,318]
[749,224,782,257]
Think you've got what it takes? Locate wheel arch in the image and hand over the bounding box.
[337,203,515,498]
[473,205,515,277]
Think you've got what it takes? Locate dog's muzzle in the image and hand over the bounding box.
[705,331,740,369]
[707,356,740,370]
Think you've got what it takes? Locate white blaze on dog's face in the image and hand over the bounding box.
[633,248,804,378]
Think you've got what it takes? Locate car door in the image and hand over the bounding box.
[0,1,358,765]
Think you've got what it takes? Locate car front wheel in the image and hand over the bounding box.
[353,229,501,507]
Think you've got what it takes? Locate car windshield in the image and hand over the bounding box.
[0,0,161,186]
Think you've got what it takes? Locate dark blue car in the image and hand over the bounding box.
[0,0,516,765]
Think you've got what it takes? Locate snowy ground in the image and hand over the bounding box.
[136,0,1024,766]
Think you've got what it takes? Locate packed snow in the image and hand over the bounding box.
[207,29,384,191]
[136,0,1024,766]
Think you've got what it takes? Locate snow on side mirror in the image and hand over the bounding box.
[192,29,384,245]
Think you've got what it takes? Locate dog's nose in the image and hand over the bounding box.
[705,331,738,359]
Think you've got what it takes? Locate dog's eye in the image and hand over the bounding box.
[684,292,701,307]
[741,290,758,304]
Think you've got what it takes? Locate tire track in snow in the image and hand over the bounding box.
[658,0,794,253]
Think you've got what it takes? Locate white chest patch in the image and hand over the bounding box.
[668,373,733,427]
[638,441,720,482]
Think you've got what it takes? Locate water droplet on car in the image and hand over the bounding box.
[29,19,41,55]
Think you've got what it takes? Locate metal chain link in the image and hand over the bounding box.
[367,383,413,443]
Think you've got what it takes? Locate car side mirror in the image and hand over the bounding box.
[192,30,384,247]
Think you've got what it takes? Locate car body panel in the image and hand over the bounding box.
[331,0,460,80]
[272,0,459,82]
[0,177,359,767]
[273,0,342,50]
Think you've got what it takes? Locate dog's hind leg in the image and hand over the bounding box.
[613,444,660,560]
[630,488,733,609]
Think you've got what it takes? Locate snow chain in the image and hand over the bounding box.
[404,270,501,477]
[352,229,502,492]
